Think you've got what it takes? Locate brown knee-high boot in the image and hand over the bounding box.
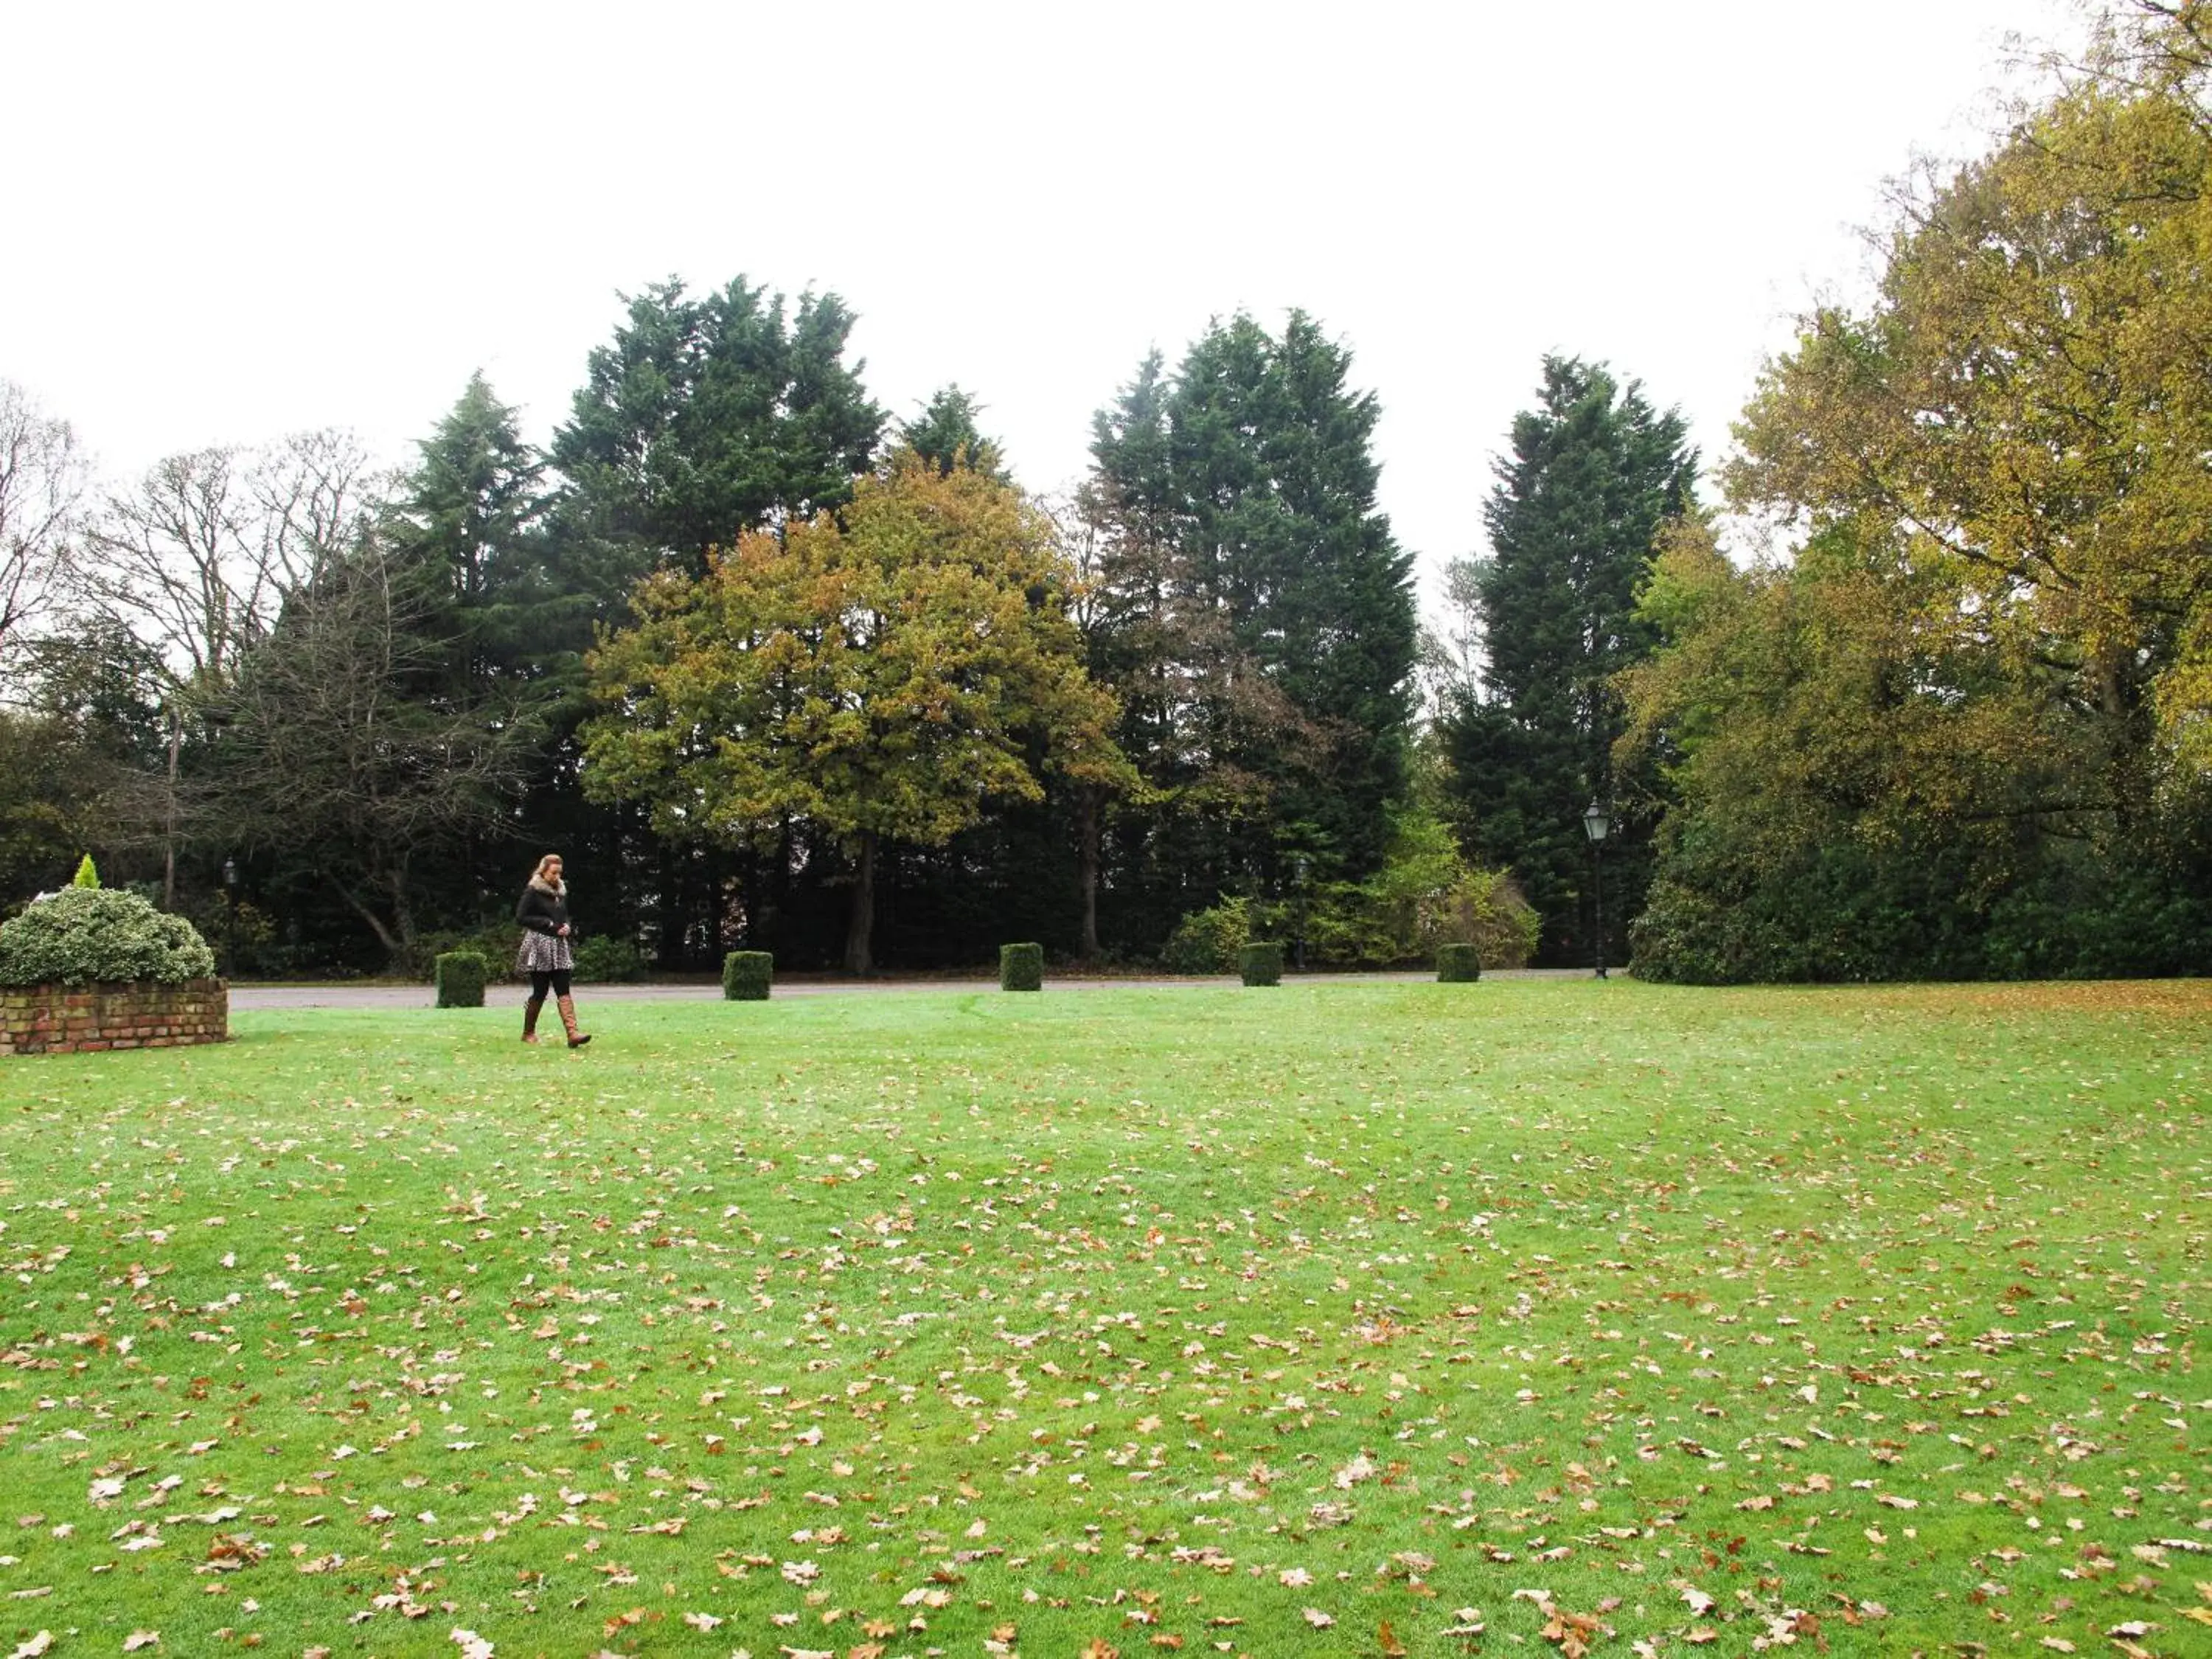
[522,995,544,1044]
[557,995,591,1048]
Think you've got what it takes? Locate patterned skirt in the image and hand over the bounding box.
[516,930,574,975]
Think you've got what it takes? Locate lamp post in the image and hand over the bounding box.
[222,858,238,983]
[1293,854,1310,973]
[1580,799,1610,979]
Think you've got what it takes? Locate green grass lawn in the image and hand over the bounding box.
[1,979,2205,1658]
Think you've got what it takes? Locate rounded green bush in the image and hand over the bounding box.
[999,942,1044,992]
[1162,898,1251,974]
[723,950,773,1001]
[434,950,489,1009]
[574,935,646,984]
[1436,942,1483,982]
[1238,940,1283,987]
[0,887,217,986]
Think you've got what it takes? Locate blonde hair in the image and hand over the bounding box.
[532,853,564,884]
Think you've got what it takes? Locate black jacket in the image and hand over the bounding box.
[516,880,570,938]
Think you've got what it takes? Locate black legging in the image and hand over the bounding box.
[529,970,573,1000]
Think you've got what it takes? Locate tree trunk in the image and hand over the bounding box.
[161,707,182,909]
[655,837,685,970]
[333,880,404,961]
[1077,786,1102,961]
[765,815,792,955]
[383,860,417,959]
[843,829,877,975]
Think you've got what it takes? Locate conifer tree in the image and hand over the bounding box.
[1441,357,1694,964]
[387,372,562,689]
[900,385,1007,479]
[1083,314,1417,936]
[549,276,883,578]
[384,375,577,917]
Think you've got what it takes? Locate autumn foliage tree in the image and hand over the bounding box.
[1622,7,2212,979]
[583,451,1133,973]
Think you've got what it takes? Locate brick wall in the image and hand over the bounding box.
[0,978,229,1056]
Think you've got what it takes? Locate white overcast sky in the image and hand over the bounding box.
[5,0,2084,596]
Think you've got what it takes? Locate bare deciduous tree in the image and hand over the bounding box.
[77,431,377,686]
[204,534,536,960]
[73,432,380,900]
[0,379,87,682]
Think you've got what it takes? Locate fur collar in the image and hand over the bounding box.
[528,874,566,898]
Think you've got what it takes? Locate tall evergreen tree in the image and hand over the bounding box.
[388,372,562,685]
[1082,313,1417,939]
[900,385,1007,479]
[383,375,577,919]
[1441,356,1694,964]
[549,276,885,577]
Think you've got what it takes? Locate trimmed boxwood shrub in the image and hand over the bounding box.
[723,950,773,1001]
[1436,942,1482,982]
[1238,941,1283,987]
[434,950,489,1009]
[0,887,216,986]
[999,942,1044,992]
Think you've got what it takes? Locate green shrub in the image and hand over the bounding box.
[434,950,489,1009]
[573,935,646,984]
[0,887,217,986]
[1299,811,1540,969]
[72,855,100,889]
[1436,942,1482,981]
[1162,897,1253,974]
[1238,940,1283,987]
[404,922,518,984]
[999,942,1044,992]
[723,950,773,1001]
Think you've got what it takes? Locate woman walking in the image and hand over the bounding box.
[516,853,591,1048]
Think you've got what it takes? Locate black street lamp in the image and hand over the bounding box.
[222,858,238,983]
[1580,799,1610,979]
[1293,854,1311,973]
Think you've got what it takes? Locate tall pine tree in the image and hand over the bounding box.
[900,385,1008,479]
[388,372,560,688]
[549,276,884,578]
[1082,313,1417,939]
[1441,357,1694,964]
[383,373,578,921]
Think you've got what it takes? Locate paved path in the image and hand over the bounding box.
[230,969,1582,1011]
